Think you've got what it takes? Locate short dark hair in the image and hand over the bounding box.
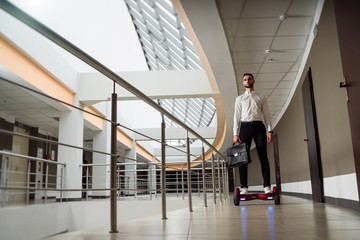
[243,73,254,79]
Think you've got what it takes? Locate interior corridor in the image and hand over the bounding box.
[43,195,360,240]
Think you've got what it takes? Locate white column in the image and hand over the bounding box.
[148,157,157,197]
[125,140,137,196]
[56,98,84,200]
[92,104,111,198]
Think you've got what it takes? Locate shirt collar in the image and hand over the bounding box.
[244,90,255,95]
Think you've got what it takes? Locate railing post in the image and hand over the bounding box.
[26,159,30,205]
[1,155,8,207]
[221,161,225,200]
[176,171,179,198]
[198,171,200,197]
[211,153,216,204]
[149,168,152,200]
[226,165,229,199]
[155,173,158,199]
[45,163,49,204]
[181,166,184,200]
[217,157,222,203]
[161,114,167,220]
[109,90,118,233]
[186,132,193,212]
[202,145,207,207]
[60,166,64,202]
[86,166,89,201]
[134,173,136,198]
[117,166,120,200]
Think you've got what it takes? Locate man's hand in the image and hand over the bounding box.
[233,135,241,143]
[267,132,274,142]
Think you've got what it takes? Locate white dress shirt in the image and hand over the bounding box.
[233,91,272,135]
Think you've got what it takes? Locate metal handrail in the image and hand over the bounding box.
[0,150,66,166]
[0,129,113,157]
[0,128,203,168]
[0,77,203,160]
[0,1,226,160]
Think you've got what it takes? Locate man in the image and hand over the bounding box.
[233,73,273,195]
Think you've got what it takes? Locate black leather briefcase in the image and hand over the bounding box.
[226,142,249,167]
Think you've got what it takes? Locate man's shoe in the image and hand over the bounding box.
[264,186,273,194]
[240,187,248,195]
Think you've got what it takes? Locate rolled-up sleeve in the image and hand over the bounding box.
[233,96,242,135]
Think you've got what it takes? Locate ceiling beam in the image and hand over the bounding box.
[133,127,216,141]
[78,69,219,106]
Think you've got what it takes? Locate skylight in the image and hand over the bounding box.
[124,0,216,128]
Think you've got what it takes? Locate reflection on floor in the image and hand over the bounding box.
[44,195,360,240]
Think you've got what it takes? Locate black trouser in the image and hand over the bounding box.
[238,121,270,188]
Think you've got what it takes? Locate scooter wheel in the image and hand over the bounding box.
[234,189,240,206]
[274,189,280,205]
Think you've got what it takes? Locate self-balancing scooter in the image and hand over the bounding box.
[234,186,280,205]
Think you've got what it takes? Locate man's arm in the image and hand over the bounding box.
[233,96,242,143]
[262,97,272,132]
[233,135,241,143]
[262,96,273,142]
[267,132,273,142]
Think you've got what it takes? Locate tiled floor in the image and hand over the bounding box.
[44,195,360,240]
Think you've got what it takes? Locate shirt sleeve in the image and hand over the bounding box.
[262,97,272,132]
[233,96,242,136]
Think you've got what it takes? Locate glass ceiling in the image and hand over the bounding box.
[124,0,216,129]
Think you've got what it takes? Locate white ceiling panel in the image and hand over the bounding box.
[3,89,25,97]
[268,50,302,62]
[45,112,61,118]
[218,0,245,18]
[255,73,285,81]
[235,64,261,75]
[256,89,274,96]
[233,51,266,64]
[278,17,313,36]
[16,96,42,104]
[259,62,293,73]
[277,80,294,88]
[267,101,285,107]
[1,104,27,110]
[272,88,291,95]
[19,109,39,115]
[268,95,288,101]
[288,0,317,16]
[0,97,17,105]
[255,81,280,89]
[236,18,280,37]
[231,37,273,51]
[283,72,297,80]
[242,0,292,18]
[289,62,301,71]
[272,36,308,49]
[269,106,283,111]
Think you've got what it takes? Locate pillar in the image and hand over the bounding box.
[56,98,84,200]
[92,103,111,198]
[124,139,137,196]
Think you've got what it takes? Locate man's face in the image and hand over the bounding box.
[243,75,255,88]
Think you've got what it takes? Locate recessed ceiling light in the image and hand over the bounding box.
[279,15,287,21]
[265,49,272,54]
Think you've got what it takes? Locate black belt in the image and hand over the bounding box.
[241,121,262,124]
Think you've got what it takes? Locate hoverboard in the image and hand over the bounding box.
[234,186,280,205]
